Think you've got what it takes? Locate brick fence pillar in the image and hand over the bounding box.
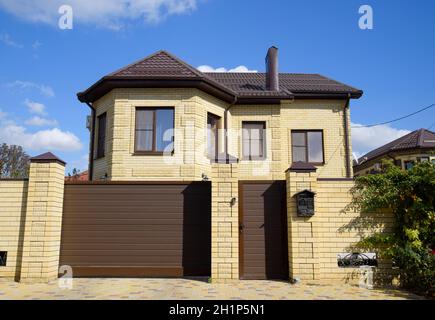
[20,152,66,282]
[211,162,239,282]
[285,163,319,281]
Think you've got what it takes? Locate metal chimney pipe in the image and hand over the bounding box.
[265,46,279,91]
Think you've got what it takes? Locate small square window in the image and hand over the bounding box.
[0,251,7,266]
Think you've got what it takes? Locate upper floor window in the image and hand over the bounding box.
[291,130,324,164]
[207,113,220,159]
[242,122,266,160]
[135,108,174,154]
[96,112,106,158]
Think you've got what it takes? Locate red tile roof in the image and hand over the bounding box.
[65,171,89,181]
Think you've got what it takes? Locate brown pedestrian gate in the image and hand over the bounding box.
[239,181,289,280]
[59,181,211,277]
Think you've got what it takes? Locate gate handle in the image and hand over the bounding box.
[239,223,245,233]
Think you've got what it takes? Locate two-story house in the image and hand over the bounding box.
[63,47,369,282]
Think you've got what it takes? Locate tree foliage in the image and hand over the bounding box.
[0,143,30,178]
[349,160,435,292]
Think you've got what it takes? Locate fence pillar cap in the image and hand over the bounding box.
[30,152,66,166]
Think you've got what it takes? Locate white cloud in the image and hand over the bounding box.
[25,116,58,127]
[0,123,82,152]
[0,0,197,29]
[24,99,46,115]
[351,123,411,158]
[197,65,258,73]
[7,80,55,97]
[0,32,23,48]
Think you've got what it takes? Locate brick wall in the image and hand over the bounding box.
[211,163,239,282]
[0,155,66,283]
[0,179,28,279]
[286,171,394,283]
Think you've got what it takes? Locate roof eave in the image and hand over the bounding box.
[292,91,363,99]
[77,76,237,104]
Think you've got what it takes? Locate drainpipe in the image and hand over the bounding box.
[343,95,351,178]
[86,102,95,181]
[223,96,237,163]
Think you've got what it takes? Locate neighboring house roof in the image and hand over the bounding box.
[65,170,89,182]
[77,50,363,104]
[355,128,435,167]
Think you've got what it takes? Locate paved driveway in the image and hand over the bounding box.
[0,278,424,300]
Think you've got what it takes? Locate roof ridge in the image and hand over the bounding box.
[106,50,167,77]
[158,50,205,77]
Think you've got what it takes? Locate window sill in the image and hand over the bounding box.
[133,151,174,156]
[292,161,324,166]
[94,155,105,160]
[241,157,267,161]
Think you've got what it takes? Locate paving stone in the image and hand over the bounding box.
[0,278,425,300]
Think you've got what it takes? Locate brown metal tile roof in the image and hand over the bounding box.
[30,152,66,165]
[108,50,204,78]
[78,50,362,103]
[356,128,435,165]
[204,72,362,96]
[287,161,318,172]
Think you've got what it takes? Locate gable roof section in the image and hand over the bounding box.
[108,50,205,78]
[355,128,435,166]
[78,50,362,104]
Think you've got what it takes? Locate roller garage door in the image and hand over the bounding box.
[239,181,289,280]
[59,181,211,277]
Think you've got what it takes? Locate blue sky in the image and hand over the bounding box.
[0,0,434,173]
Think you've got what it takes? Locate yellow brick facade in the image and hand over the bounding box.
[0,158,66,283]
[0,180,28,279]
[91,89,351,182]
[286,172,394,282]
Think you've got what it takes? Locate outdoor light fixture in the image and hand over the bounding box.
[201,173,209,181]
[230,197,236,206]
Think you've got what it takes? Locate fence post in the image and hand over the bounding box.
[20,152,66,283]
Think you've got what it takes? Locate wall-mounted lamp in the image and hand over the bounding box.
[230,197,236,206]
[201,173,209,181]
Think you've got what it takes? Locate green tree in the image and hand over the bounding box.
[0,143,30,178]
[349,160,435,293]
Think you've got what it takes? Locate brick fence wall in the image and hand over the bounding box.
[0,153,394,284]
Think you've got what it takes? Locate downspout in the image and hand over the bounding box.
[86,102,95,181]
[343,95,351,178]
[223,96,238,163]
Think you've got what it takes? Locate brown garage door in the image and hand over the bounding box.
[239,181,289,280]
[59,181,211,277]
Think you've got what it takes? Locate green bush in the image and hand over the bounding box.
[350,160,435,293]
